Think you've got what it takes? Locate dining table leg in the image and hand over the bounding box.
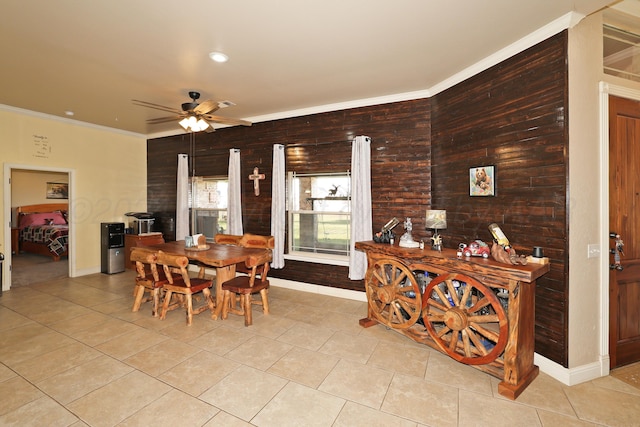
[214,264,237,319]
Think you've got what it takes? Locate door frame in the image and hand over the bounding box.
[2,163,76,291]
[598,82,640,372]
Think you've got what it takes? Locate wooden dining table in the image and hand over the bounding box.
[141,240,272,319]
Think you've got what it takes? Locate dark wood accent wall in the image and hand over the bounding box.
[147,99,432,292]
[147,31,570,366]
[430,31,569,366]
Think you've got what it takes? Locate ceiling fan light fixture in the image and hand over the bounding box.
[196,118,210,131]
[179,117,190,130]
[209,51,228,63]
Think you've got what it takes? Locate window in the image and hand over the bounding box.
[287,171,351,262]
[191,176,228,241]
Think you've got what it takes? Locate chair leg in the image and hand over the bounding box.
[132,285,145,312]
[185,294,193,326]
[151,288,160,317]
[202,288,217,319]
[243,294,252,326]
[160,290,173,320]
[260,289,270,315]
[221,290,231,320]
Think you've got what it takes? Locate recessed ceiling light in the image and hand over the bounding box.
[209,51,228,63]
[64,110,74,116]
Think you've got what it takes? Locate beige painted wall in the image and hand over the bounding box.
[569,12,640,369]
[1,107,148,288]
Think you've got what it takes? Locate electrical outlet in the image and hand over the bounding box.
[588,244,600,258]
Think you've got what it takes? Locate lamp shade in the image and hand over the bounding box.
[425,210,447,229]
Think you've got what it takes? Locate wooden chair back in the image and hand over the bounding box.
[130,248,160,282]
[154,251,191,286]
[239,233,275,249]
[214,234,242,245]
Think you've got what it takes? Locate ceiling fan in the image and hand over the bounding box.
[132,91,252,132]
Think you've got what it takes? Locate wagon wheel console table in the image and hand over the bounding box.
[355,241,550,400]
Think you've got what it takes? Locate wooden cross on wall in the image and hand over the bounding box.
[249,167,265,196]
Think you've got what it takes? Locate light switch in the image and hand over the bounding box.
[587,244,600,258]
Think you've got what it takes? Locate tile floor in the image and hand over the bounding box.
[0,271,639,426]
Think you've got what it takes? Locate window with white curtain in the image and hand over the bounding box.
[287,171,351,263]
[190,176,228,241]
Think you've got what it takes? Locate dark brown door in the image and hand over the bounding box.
[608,95,640,368]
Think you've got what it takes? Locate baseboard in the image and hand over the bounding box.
[269,277,367,302]
[534,353,608,385]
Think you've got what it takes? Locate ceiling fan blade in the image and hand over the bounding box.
[132,99,182,115]
[194,99,219,115]
[146,115,182,124]
[203,114,252,127]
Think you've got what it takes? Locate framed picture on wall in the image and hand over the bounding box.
[46,182,68,199]
[469,166,495,196]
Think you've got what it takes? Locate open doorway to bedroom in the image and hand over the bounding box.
[4,165,73,290]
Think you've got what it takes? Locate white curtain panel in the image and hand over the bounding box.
[349,135,372,280]
[176,153,190,240]
[228,148,244,235]
[270,144,285,269]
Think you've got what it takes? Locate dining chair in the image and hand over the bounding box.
[130,248,167,317]
[155,250,216,325]
[220,250,272,326]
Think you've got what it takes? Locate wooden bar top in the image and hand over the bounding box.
[355,240,549,286]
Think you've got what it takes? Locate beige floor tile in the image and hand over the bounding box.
[66,370,171,426]
[425,352,493,396]
[368,340,431,378]
[48,311,113,335]
[0,376,43,416]
[239,313,297,339]
[0,395,79,426]
[224,335,293,371]
[124,338,201,377]
[36,355,134,404]
[95,326,168,360]
[253,381,345,426]
[268,346,340,388]
[159,350,240,397]
[319,359,393,409]
[536,409,600,427]
[382,373,458,426]
[119,388,219,426]
[277,322,335,351]
[0,307,34,331]
[202,410,254,426]
[24,302,94,325]
[190,324,255,355]
[564,381,640,426]
[69,317,141,347]
[333,401,418,427]
[199,365,288,421]
[0,329,76,366]
[458,389,541,426]
[590,373,640,396]
[11,341,102,383]
[503,372,577,417]
[0,323,50,348]
[318,330,378,363]
[0,363,17,382]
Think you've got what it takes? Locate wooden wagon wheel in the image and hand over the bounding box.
[365,258,421,329]
[422,273,508,365]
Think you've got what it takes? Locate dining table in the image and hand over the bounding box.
[141,240,272,319]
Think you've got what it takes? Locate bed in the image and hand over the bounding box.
[16,203,69,261]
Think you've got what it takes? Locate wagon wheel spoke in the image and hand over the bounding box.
[365,258,422,329]
[422,273,508,365]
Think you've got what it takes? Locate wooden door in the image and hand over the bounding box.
[608,95,640,368]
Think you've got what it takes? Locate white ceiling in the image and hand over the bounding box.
[0,0,617,136]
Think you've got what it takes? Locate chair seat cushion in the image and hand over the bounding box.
[222,276,269,294]
[164,277,212,293]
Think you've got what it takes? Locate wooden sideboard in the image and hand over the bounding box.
[124,233,165,270]
[355,240,550,400]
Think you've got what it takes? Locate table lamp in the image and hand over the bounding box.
[425,210,447,251]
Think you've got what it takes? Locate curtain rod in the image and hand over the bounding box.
[286,139,352,148]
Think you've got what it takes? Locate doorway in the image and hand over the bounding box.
[608,95,640,368]
[3,164,74,291]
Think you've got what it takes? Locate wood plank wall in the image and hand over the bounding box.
[430,31,569,365]
[147,31,569,366]
[147,99,432,292]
